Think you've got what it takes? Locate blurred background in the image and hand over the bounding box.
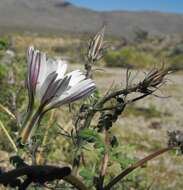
[0,1,183,190]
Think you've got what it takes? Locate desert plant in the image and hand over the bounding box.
[104,47,158,68]
[133,26,149,42]
[0,27,182,190]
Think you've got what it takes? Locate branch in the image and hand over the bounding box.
[127,92,152,104]
[95,85,138,108]
[0,165,71,189]
[0,165,90,190]
[103,147,173,190]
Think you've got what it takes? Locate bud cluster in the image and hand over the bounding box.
[97,97,126,132]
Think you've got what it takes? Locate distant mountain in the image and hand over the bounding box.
[0,0,183,37]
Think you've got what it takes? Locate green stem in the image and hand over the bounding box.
[20,106,43,145]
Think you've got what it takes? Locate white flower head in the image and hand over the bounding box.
[20,46,96,145]
[26,46,96,112]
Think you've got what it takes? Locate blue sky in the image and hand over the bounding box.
[68,0,183,14]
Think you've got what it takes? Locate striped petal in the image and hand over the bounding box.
[48,79,96,109]
[56,60,68,80]
[66,70,85,87]
[36,59,67,99]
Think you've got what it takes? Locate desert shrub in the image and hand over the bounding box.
[170,43,183,56]
[169,55,183,71]
[133,27,149,42]
[104,47,158,68]
[104,49,133,68]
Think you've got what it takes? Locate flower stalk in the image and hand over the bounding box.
[20,106,43,145]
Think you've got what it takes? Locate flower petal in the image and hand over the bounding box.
[37,72,57,100]
[36,52,47,90]
[48,79,96,108]
[56,60,68,80]
[66,70,85,86]
[54,75,72,97]
[31,51,41,90]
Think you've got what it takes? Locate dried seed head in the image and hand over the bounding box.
[139,66,171,94]
[87,25,106,63]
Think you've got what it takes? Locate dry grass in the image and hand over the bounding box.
[12,34,81,56]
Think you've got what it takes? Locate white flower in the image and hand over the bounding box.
[20,46,96,144]
[27,46,96,111]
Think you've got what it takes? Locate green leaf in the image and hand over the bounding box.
[79,128,98,142]
[79,167,95,180]
[79,128,97,138]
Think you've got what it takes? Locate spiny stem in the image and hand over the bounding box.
[0,120,18,152]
